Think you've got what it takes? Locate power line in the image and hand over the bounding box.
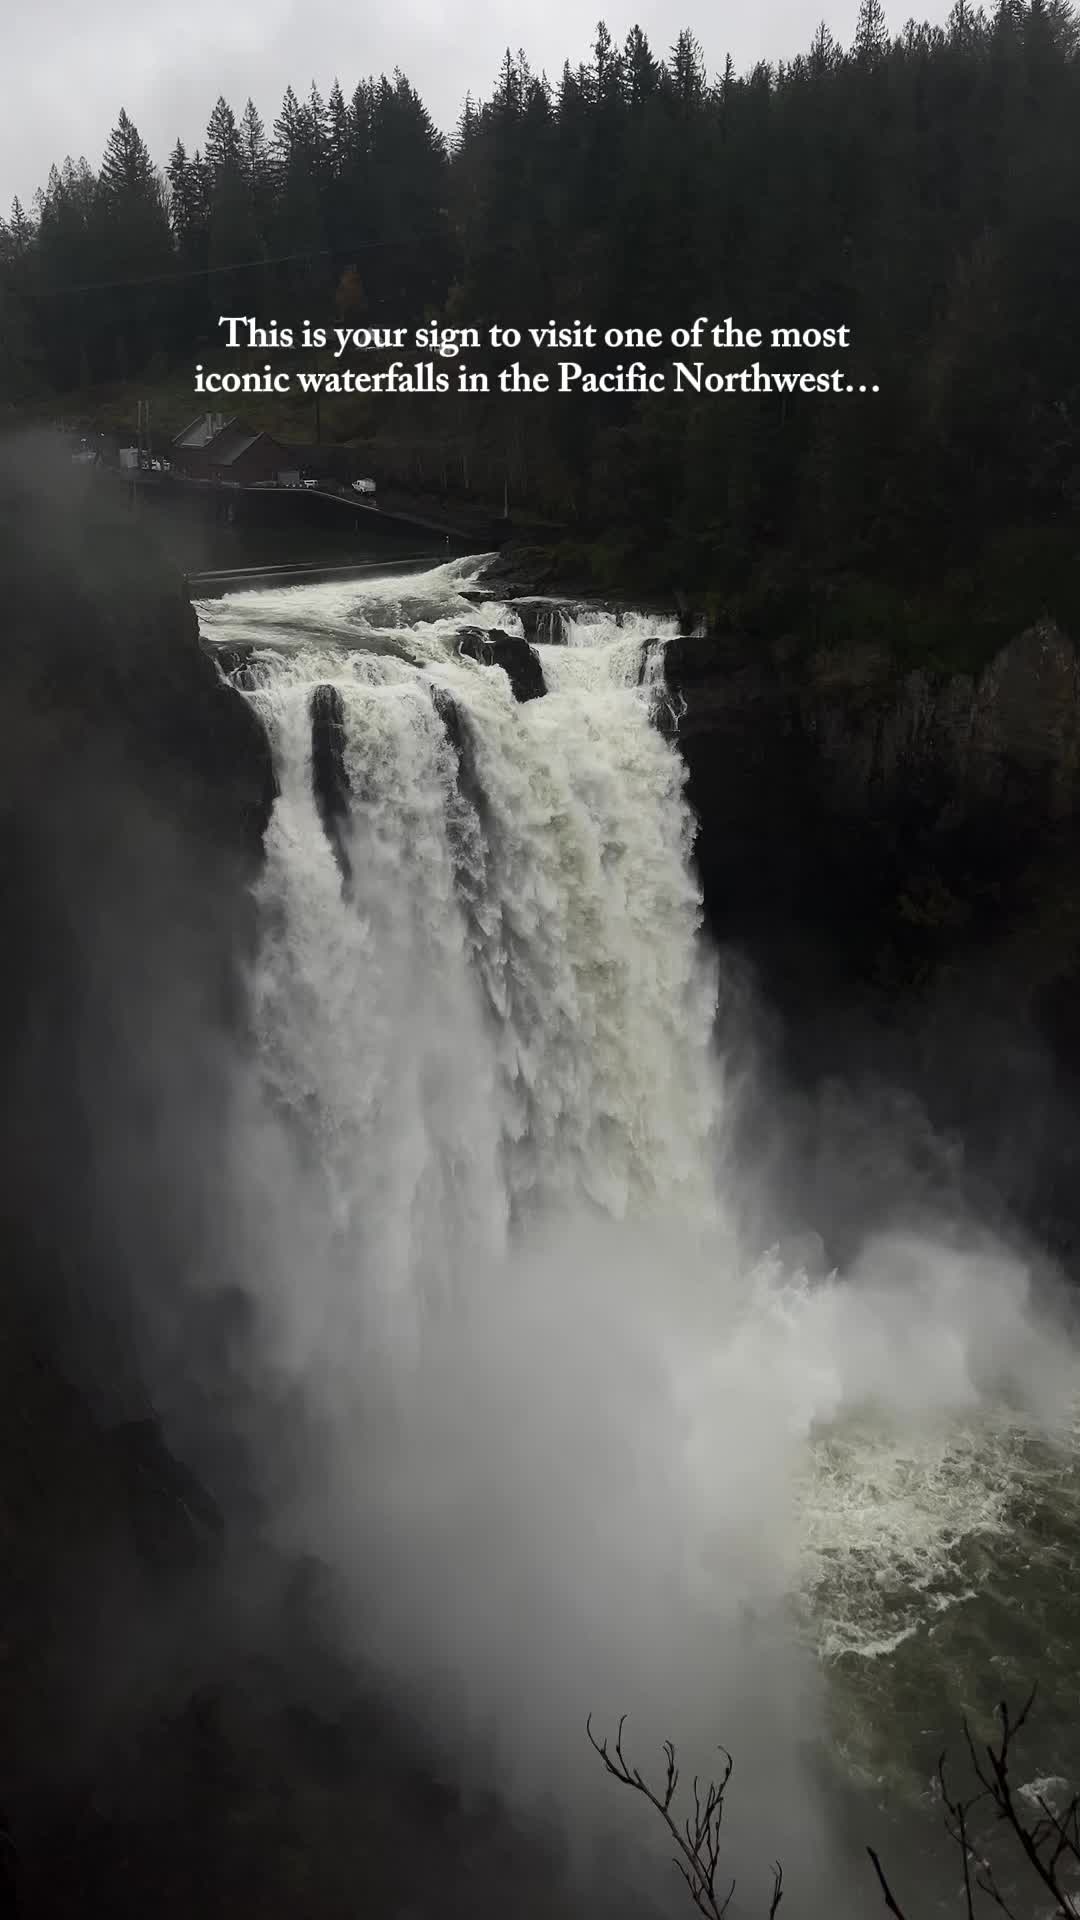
[27,228,450,298]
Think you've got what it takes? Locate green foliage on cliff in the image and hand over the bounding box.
[677,524,1080,677]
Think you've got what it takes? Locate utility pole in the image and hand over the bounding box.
[132,399,142,508]
[135,397,152,471]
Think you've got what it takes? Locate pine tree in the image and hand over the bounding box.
[97,112,173,376]
[668,28,708,104]
[946,0,975,44]
[306,81,330,161]
[6,197,34,254]
[364,70,450,313]
[100,110,159,201]
[323,78,359,262]
[167,142,194,242]
[809,20,837,69]
[272,86,304,169]
[592,21,623,106]
[853,0,890,61]
[454,93,479,154]
[271,84,327,318]
[494,48,524,118]
[239,99,269,190]
[165,140,209,345]
[203,97,260,322]
[204,96,242,181]
[327,80,350,178]
[350,81,373,164]
[0,197,39,400]
[34,156,105,383]
[623,25,661,107]
[237,98,272,256]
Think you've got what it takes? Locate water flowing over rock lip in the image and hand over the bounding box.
[454,626,547,701]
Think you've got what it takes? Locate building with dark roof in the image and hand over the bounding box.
[171,414,289,486]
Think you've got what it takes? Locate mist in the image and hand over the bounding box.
[197,1085,1079,1900]
[4,446,1079,1917]
[146,563,1080,1910]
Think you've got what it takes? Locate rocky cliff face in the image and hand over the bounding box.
[664,617,1080,1258]
[664,618,1080,998]
[0,439,276,1867]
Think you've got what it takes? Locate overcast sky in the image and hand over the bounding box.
[4,0,953,211]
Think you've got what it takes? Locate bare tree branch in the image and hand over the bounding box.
[592,1690,1079,1920]
[866,1845,913,1919]
[586,1714,766,1920]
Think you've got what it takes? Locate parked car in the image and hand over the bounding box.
[352,478,376,495]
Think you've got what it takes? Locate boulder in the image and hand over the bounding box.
[455,627,545,701]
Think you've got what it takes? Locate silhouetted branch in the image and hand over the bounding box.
[954,1690,1080,1917]
[937,1751,983,1920]
[867,1687,1080,1920]
[866,1845,913,1919]
[586,1714,782,1919]
[595,1690,1079,1920]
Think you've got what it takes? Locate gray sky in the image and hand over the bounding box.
[4,0,951,212]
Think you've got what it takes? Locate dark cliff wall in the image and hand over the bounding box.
[664,619,1080,1255]
[0,437,275,1838]
[666,619,1080,996]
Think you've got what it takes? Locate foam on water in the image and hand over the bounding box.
[199,555,522,669]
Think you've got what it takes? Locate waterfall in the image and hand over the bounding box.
[203,559,718,1307]
[195,558,1080,1884]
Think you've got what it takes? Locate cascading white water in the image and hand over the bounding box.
[205,560,719,1254]
[198,557,1080,1897]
